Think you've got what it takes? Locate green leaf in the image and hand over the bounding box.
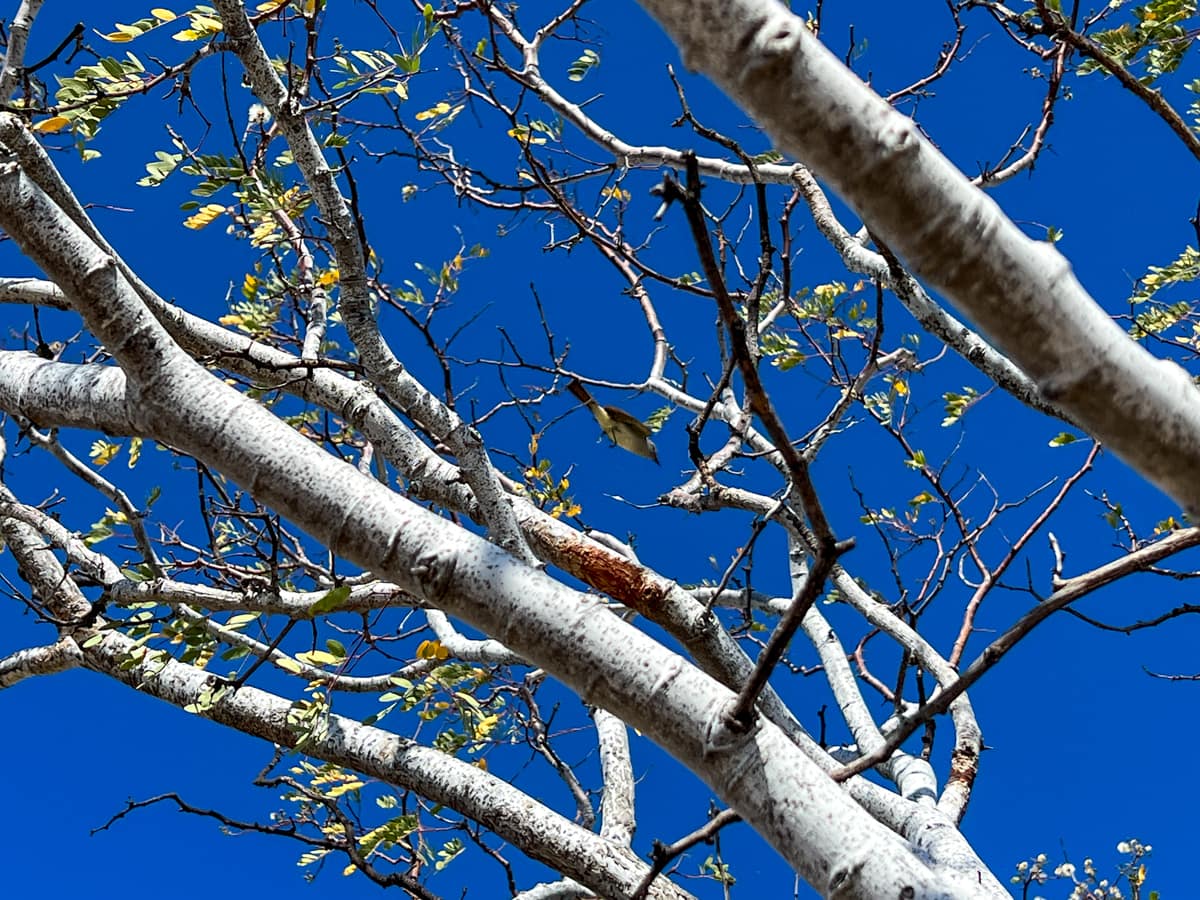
[941,386,981,427]
[908,491,936,508]
[644,405,673,432]
[1129,299,1192,339]
[750,149,784,164]
[1048,432,1078,447]
[1104,503,1124,528]
[434,838,465,870]
[566,48,600,82]
[309,584,351,615]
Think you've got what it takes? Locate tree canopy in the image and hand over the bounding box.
[0,1,1195,898]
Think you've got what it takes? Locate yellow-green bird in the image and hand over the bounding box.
[568,378,659,464]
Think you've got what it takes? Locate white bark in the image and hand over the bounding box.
[594,707,637,847]
[637,0,1200,513]
[5,2,1147,895]
[0,132,1004,897]
[211,0,535,564]
[0,490,692,900]
[0,0,43,104]
[0,637,82,688]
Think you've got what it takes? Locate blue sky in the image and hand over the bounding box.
[1,1,1196,897]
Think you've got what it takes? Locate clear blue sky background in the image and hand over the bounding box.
[1,2,1196,897]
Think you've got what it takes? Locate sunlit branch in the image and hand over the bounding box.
[24,425,163,577]
[1035,0,1200,162]
[425,608,525,664]
[977,41,1067,186]
[0,636,82,688]
[175,601,441,692]
[593,706,637,846]
[0,0,44,104]
[637,0,1200,515]
[211,0,536,564]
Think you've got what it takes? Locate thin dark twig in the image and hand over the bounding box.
[672,152,852,727]
[631,808,742,900]
[24,22,84,75]
[833,526,1200,781]
[1035,0,1200,162]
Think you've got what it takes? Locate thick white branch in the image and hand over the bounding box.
[593,707,637,846]
[0,637,82,688]
[209,0,534,563]
[0,0,44,103]
[0,145,1001,900]
[636,0,1200,514]
[0,466,690,900]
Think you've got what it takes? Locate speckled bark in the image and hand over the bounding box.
[0,149,1005,898]
[636,0,1200,515]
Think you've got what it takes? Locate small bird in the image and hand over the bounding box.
[568,378,659,463]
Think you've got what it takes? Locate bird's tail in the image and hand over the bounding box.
[567,378,596,408]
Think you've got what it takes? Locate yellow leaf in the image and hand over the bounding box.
[249,220,279,245]
[415,101,451,121]
[317,268,339,286]
[182,203,226,229]
[297,649,341,666]
[90,440,120,466]
[474,714,500,739]
[416,639,449,660]
[327,780,365,797]
[342,863,357,877]
[32,116,71,133]
[506,126,546,145]
[191,14,223,31]
[102,31,134,42]
[151,8,177,21]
